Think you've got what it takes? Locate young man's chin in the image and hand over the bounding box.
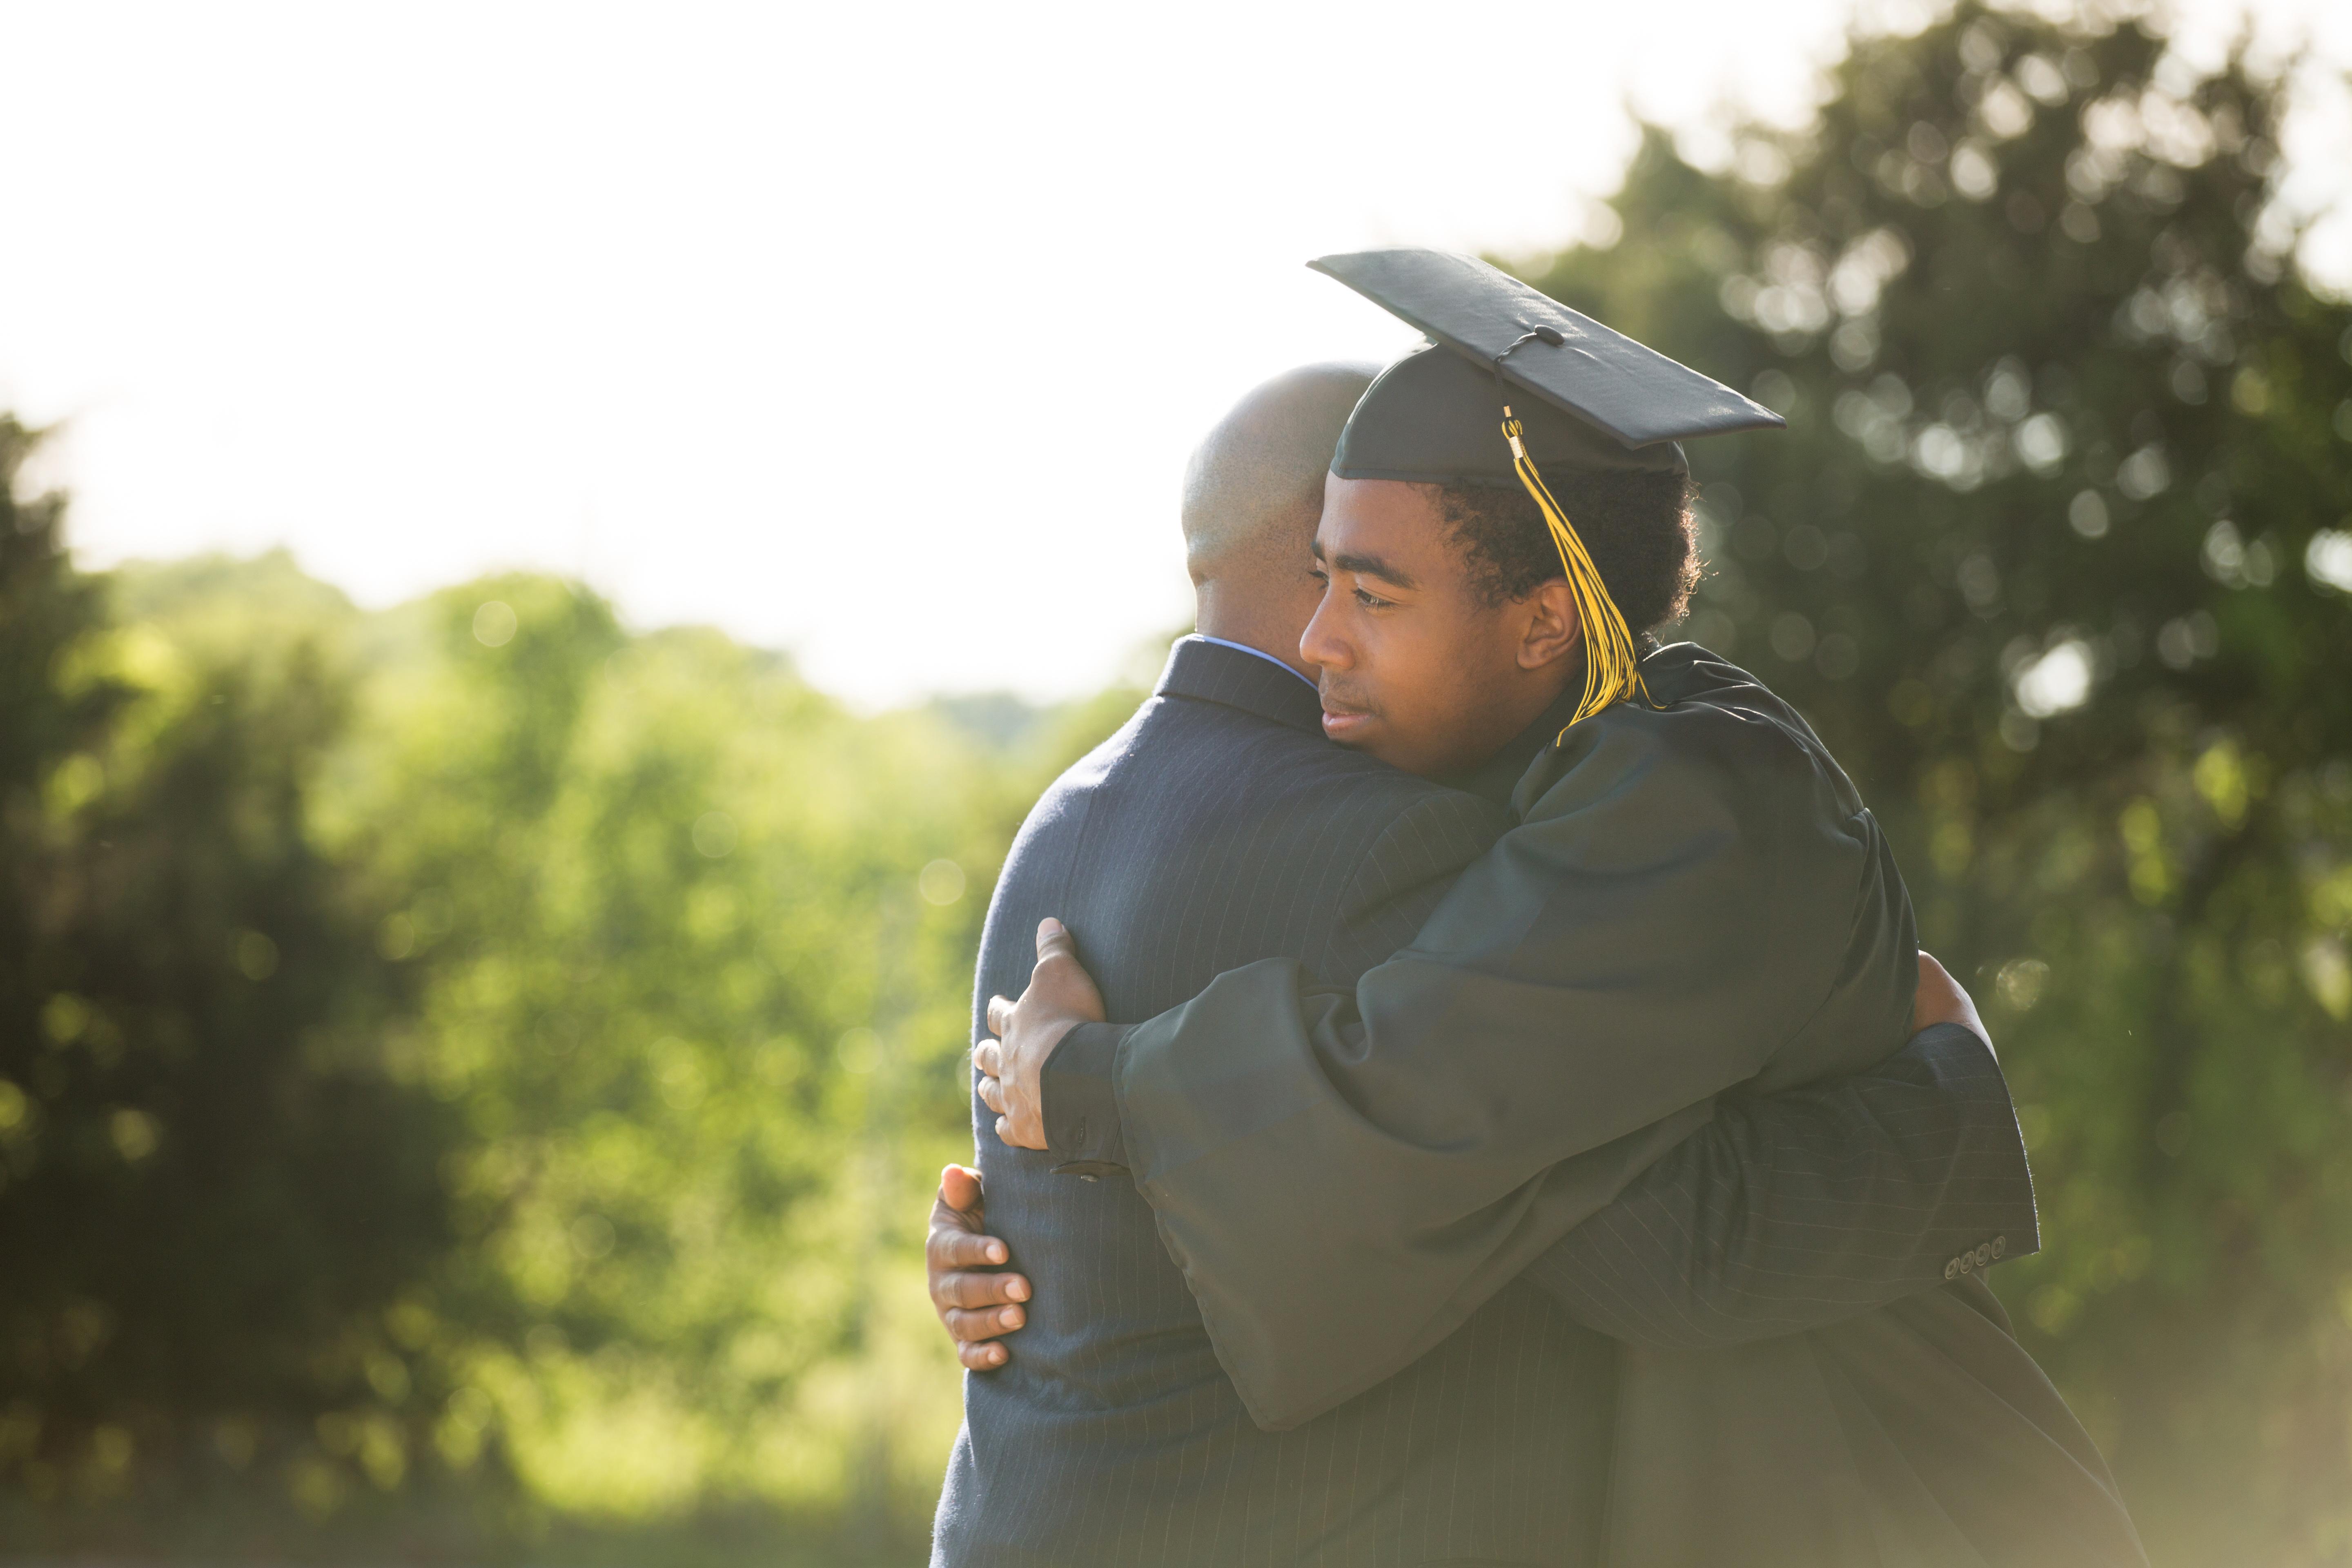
[1326,713,1430,774]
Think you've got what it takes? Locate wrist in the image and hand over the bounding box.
[1039,1013,1085,1058]
[1013,1014,1083,1087]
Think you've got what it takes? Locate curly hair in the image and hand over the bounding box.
[1430,469,1698,632]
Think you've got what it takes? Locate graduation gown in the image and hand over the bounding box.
[1100,644,2144,1565]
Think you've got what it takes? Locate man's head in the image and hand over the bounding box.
[1305,468,1697,777]
[1181,363,1379,673]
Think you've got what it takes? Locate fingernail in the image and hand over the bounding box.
[1000,1306,1024,1330]
[986,1242,1007,1265]
[985,1346,1004,1365]
[1006,1276,1028,1301]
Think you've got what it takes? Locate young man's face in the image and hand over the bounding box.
[1303,475,1577,779]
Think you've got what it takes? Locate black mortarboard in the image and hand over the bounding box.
[1307,248,1784,733]
[1311,248,1784,485]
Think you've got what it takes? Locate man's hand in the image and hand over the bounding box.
[973,918,1107,1151]
[927,1164,1031,1370]
[1913,951,1991,1054]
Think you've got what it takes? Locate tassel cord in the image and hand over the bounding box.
[1499,407,1650,742]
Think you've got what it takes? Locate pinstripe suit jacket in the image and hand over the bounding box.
[931,638,2036,1567]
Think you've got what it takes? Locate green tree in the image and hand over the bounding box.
[0,434,457,1525]
[1526,5,2352,1558]
[4,513,1130,1556]
[316,575,1056,1538]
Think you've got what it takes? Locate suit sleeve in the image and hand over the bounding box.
[1038,788,1508,1179]
[1519,1022,2040,1348]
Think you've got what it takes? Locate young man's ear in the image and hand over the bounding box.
[1516,579,1582,671]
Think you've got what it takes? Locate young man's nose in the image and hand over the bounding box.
[1299,595,1351,671]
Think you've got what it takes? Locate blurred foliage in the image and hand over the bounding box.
[1524,2,2352,1560]
[1,424,454,1543]
[1,421,1141,1556]
[5,2,2352,1563]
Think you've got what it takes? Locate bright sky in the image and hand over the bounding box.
[4,0,2346,706]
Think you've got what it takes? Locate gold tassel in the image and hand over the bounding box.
[1501,406,1647,742]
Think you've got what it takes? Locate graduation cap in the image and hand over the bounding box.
[1310,248,1783,733]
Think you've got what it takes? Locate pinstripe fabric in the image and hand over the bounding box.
[932,639,1608,1568]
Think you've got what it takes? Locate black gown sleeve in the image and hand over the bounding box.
[1039,1021,1130,1176]
[1518,1022,2040,1349]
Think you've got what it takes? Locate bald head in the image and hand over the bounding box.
[1182,362,1377,671]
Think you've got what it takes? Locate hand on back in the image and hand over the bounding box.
[937,918,1105,1366]
[973,918,1106,1151]
[1913,952,1991,1054]
[927,1164,1030,1370]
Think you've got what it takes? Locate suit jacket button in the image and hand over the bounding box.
[1991,1235,2007,1258]
[1944,1258,1961,1280]
[1974,1243,1993,1267]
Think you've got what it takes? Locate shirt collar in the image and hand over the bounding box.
[1184,634,1315,689]
[1157,636,1326,734]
